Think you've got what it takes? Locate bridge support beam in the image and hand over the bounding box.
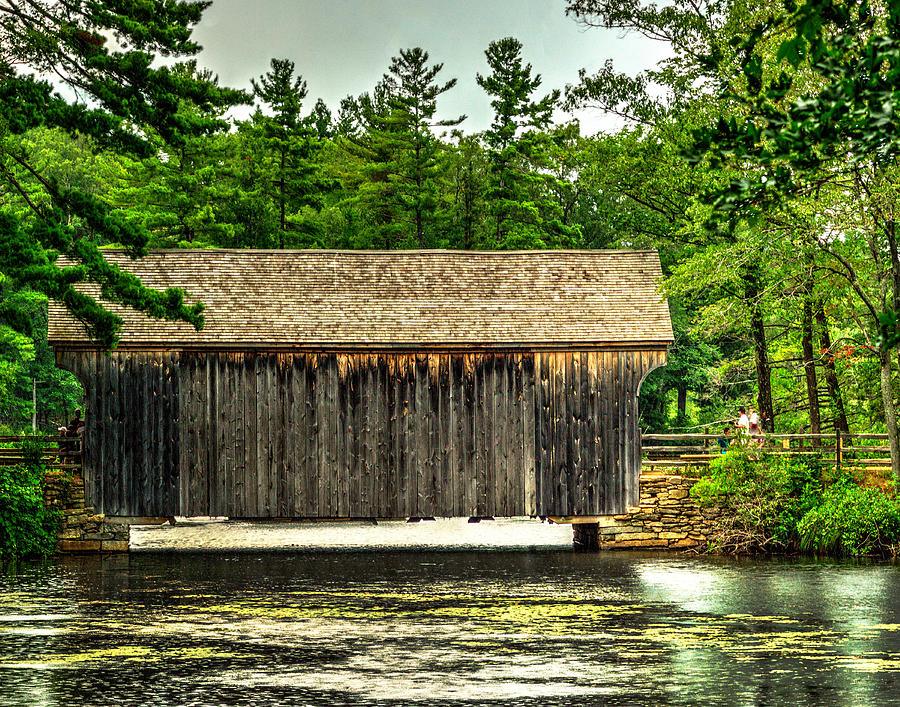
[572,522,600,552]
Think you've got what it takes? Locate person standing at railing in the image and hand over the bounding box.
[737,407,749,431]
[718,427,732,454]
[748,408,764,447]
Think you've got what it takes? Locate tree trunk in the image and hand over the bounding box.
[801,299,821,434]
[676,384,688,421]
[816,306,850,433]
[745,268,775,431]
[879,350,900,479]
[279,148,286,247]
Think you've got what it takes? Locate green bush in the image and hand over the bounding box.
[691,450,825,553]
[0,437,59,561]
[798,483,900,557]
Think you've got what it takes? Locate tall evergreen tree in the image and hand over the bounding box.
[250,58,332,247]
[382,48,465,247]
[476,37,580,249]
[345,48,464,248]
[116,62,243,247]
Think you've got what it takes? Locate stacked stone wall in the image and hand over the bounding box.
[598,473,724,550]
[43,471,129,553]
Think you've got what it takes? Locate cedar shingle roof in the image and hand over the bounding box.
[47,249,673,349]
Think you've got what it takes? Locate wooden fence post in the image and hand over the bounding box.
[836,429,842,470]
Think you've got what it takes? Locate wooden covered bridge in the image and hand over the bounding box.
[48,249,673,524]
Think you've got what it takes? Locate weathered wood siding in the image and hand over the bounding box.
[56,349,664,518]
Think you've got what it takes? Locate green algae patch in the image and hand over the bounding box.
[2,645,252,668]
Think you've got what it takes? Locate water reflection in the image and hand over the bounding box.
[2,552,900,705]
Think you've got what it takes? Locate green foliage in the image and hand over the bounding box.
[248,58,333,247]
[692,448,900,556]
[0,0,246,348]
[343,48,465,249]
[0,438,58,561]
[477,37,581,249]
[798,482,900,557]
[691,449,824,552]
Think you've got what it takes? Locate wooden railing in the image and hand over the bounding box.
[0,435,83,471]
[641,432,892,471]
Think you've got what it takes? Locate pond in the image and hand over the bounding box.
[2,537,900,705]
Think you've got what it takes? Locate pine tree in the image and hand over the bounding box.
[250,58,333,247]
[0,0,244,348]
[115,62,240,247]
[382,48,465,247]
[476,37,580,249]
[344,49,464,248]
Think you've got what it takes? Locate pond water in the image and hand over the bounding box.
[2,542,900,705]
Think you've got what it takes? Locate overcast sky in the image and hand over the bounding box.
[189,0,669,135]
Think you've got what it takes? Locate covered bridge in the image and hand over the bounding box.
[48,249,673,521]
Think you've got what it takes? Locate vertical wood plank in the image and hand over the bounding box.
[275,354,288,517]
[149,355,161,515]
[340,354,354,517]
[613,351,624,512]
[358,355,371,517]
[463,354,476,516]
[306,355,319,518]
[474,353,487,517]
[386,355,397,517]
[538,352,552,516]
[219,354,232,517]
[523,353,536,517]
[316,354,330,516]
[586,352,599,515]
[96,354,109,515]
[626,351,638,509]
[414,353,429,516]
[510,353,524,516]
[106,354,120,516]
[290,354,304,516]
[243,354,257,518]
[494,354,506,516]
[375,354,388,517]
[578,351,590,515]
[449,355,463,517]
[233,353,246,517]
[198,353,210,515]
[161,354,177,516]
[438,354,450,518]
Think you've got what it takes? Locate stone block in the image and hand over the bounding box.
[58,540,100,553]
[659,532,688,540]
[614,532,659,541]
[671,538,701,548]
[669,490,690,499]
[611,538,669,549]
[600,525,642,535]
[101,540,129,553]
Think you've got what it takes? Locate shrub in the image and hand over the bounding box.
[0,437,59,561]
[798,483,900,557]
[691,450,824,554]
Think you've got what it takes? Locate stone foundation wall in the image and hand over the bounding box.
[43,471,129,553]
[598,473,723,550]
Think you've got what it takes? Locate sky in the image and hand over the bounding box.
[189,0,671,135]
